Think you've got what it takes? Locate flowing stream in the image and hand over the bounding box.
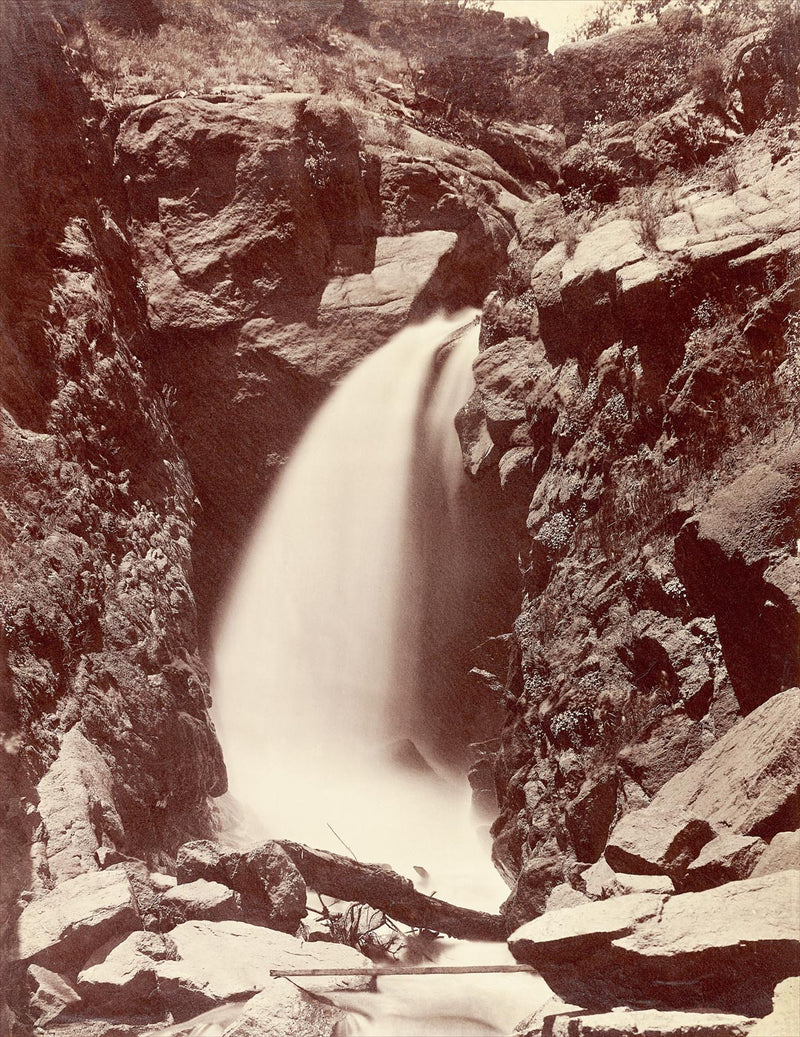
[212,313,548,1034]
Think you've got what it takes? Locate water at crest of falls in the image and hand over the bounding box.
[212,313,548,1035]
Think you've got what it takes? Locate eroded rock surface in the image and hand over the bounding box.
[14,870,141,971]
[510,870,800,1016]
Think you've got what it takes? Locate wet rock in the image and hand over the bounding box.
[15,869,141,971]
[605,688,800,879]
[510,871,800,1016]
[27,964,81,1026]
[472,337,533,447]
[152,919,372,1019]
[176,839,306,932]
[158,879,242,927]
[223,979,351,1037]
[535,1007,755,1036]
[503,852,566,930]
[78,930,177,1011]
[681,832,766,891]
[749,976,800,1036]
[752,830,800,878]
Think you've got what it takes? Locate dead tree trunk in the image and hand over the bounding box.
[277,840,507,941]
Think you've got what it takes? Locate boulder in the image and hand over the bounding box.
[752,830,800,878]
[605,805,715,880]
[176,840,305,932]
[158,879,241,927]
[510,871,800,1016]
[675,450,800,710]
[605,688,800,879]
[35,728,125,884]
[175,840,227,885]
[151,919,372,1020]
[531,1008,755,1036]
[472,336,533,447]
[27,964,81,1026]
[580,860,674,901]
[565,772,618,864]
[78,930,177,1011]
[116,94,378,332]
[681,832,766,891]
[223,979,350,1037]
[226,842,306,932]
[14,869,141,971]
[545,884,591,912]
[749,976,800,1036]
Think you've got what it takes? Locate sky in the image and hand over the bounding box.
[491,0,601,48]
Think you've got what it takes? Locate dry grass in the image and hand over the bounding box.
[84,0,405,101]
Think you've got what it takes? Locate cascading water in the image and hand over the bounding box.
[213,312,504,899]
[211,313,548,1034]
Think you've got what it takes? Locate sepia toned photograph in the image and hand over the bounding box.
[1,0,798,1034]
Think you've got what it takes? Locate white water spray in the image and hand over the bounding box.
[212,313,507,908]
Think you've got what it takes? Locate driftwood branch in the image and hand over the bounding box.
[277,840,506,941]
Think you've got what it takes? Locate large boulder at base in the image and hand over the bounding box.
[522,1008,755,1036]
[580,858,674,901]
[605,805,715,880]
[176,839,305,932]
[509,870,800,1016]
[151,919,372,1020]
[682,832,766,891]
[34,728,125,884]
[26,964,82,1026]
[223,980,352,1037]
[78,930,178,1011]
[752,830,800,878]
[605,688,800,880]
[14,869,141,971]
[158,879,242,927]
[749,976,800,1036]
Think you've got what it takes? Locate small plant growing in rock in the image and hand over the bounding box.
[496,251,534,300]
[635,186,664,249]
[304,133,335,190]
[717,151,740,194]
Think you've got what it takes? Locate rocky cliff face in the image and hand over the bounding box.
[463,128,800,924]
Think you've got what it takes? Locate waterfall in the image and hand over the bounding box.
[212,312,507,909]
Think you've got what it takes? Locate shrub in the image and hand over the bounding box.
[495,251,534,300]
[717,151,740,193]
[634,186,662,248]
[690,52,727,105]
[561,141,624,206]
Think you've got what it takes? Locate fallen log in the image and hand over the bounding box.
[277,840,507,941]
